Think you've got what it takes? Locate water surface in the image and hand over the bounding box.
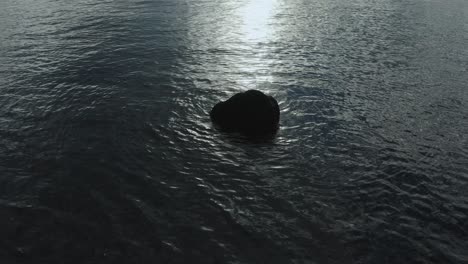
[1,0,467,263]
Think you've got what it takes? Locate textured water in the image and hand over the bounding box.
[1,0,467,263]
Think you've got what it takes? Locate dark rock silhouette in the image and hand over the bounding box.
[210,90,280,137]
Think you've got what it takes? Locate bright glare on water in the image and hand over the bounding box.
[0,0,467,263]
[240,0,277,43]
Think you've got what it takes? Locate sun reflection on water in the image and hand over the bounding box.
[235,0,279,89]
[239,0,278,44]
[184,0,281,91]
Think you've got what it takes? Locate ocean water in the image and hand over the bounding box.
[0,0,467,263]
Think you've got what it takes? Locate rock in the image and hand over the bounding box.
[210,90,280,137]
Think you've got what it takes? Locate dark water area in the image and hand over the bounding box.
[1,0,467,263]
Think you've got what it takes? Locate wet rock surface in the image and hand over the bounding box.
[210,90,280,137]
